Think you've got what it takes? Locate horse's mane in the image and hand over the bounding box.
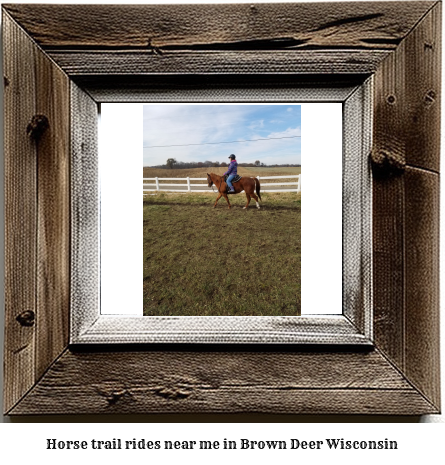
[208,172,223,182]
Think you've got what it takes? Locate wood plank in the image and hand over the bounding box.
[9,349,438,415]
[372,44,406,370]
[372,177,405,371]
[75,74,365,103]
[70,83,100,339]
[404,2,441,172]
[3,12,37,414]
[34,44,71,380]
[342,81,372,335]
[404,168,440,410]
[3,2,435,50]
[371,4,441,410]
[47,50,391,76]
[12,387,437,416]
[74,316,370,345]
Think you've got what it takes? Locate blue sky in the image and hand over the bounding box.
[143,104,301,166]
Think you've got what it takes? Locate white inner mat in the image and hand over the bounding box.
[99,103,342,316]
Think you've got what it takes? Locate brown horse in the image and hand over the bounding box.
[207,173,261,209]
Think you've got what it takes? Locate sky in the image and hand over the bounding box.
[143,104,301,166]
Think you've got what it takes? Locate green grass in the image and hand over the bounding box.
[143,192,301,316]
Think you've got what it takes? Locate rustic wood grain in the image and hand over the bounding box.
[3,10,71,412]
[371,1,440,174]
[3,2,441,416]
[372,43,406,369]
[34,44,71,380]
[404,2,441,172]
[46,50,391,76]
[70,82,100,339]
[3,12,38,414]
[342,81,372,336]
[404,167,440,408]
[371,3,441,412]
[8,349,437,415]
[372,173,405,371]
[74,74,365,103]
[2,2,435,50]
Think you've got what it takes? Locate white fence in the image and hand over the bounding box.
[143,174,301,193]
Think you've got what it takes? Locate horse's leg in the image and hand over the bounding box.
[222,193,231,209]
[213,193,222,208]
[249,185,261,209]
[243,193,251,209]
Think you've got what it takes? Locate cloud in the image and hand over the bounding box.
[143,104,301,166]
[248,119,264,130]
[143,105,254,164]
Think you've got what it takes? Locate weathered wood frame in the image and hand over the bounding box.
[3,2,441,415]
[71,82,373,345]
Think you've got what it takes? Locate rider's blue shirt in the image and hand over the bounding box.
[225,160,238,176]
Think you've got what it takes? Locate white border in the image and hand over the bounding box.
[99,103,342,316]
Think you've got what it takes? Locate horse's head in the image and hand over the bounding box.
[207,173,213,187]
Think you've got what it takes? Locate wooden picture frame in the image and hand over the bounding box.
[3,2,440,415]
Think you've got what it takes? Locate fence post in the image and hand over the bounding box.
[187,177,191,192]
[297,174,301,193]
[155,177,159,191]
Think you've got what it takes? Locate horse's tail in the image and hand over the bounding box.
[254,177,262,201]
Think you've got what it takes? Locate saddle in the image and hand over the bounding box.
[223,174,242,183]
[223,174,242,194]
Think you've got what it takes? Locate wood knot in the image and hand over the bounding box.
[154,386,191,400]
[27,115,49,140]
[105,390,128,405]
[16,310,35,327]
[370,148,405,178]
[96,386,131,406]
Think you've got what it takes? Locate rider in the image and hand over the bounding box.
[224,154,238,193]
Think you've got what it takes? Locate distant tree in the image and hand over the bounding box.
[213,161,220,167]
[255,160,260,166]
[166,158,177,169]
[261,162,265,167]
[220,162,227,167]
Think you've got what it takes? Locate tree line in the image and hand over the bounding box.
[147,158,301,169]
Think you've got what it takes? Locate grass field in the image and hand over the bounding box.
[143,191,301,316]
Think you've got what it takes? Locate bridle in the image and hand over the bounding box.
[209,174,224,193]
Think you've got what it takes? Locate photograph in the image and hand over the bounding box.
[1,0,441,424]
[142,104,301,316]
